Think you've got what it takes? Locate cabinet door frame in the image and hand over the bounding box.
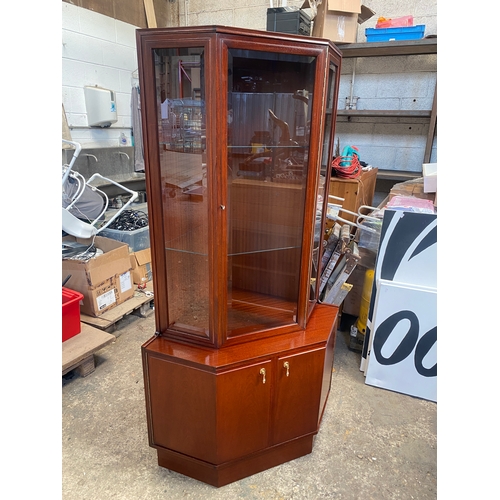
[137,27,342,349]
[272,347,325,444]
[215,34,333,347]
[215,359,272,463]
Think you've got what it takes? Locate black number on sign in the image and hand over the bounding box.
[414,326,437,377]
[373,311,419,366]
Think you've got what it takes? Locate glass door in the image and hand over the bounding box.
[153,46,210,340]
[225,46,317,338]
[309,58,338,309]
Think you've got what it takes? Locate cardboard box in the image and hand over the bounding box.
[358,4,376,24]
[62,236,134,317]
[389,177,436,205]
[305,1,374,43]
[312,3,359,42]
[326,0,361,14]
[130,247,152,285]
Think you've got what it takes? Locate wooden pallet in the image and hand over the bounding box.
[80,281,154,333]
[62,323,116,377]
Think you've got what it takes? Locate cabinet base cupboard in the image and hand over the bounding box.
[136,26,342,486]
[142,304,338,487]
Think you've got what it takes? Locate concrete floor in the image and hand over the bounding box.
[62,311,437,500]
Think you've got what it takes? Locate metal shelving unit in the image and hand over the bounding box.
[335,38,437,180]
[336,38,437,58]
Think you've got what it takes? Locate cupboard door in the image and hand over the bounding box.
[273,348,325,444]
[147,356,217,463]
[216,360,272,463]
[225,43,320,341]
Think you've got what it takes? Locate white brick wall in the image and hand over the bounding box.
[62,2,139,148]
[62,1,437,169]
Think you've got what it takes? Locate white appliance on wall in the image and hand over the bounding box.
[84,86,117,127]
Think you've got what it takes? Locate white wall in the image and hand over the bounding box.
[62,2,139,148]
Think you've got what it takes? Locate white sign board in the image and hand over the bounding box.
[365,279,437,402]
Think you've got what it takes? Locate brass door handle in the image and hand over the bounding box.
[284,361,290,377]
[259,367,266,384]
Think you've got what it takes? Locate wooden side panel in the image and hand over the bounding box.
[273,348,325,444]
[319,316,337,424]
[146,356,218,463]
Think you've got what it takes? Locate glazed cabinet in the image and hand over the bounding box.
[137,26,342,486]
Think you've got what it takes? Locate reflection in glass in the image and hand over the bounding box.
[309,63,337,304]
[154,47,209,338]
[226,49,316,337]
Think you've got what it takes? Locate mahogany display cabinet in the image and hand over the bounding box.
[136,25,342,487]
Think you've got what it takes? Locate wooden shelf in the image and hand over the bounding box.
[336,38,437,58]
[337,109,431,118]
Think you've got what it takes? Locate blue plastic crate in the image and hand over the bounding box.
[365,25,425,42]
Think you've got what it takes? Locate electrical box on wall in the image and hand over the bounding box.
[84,86,117,127]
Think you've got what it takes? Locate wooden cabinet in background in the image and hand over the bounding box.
[329,167,378,225]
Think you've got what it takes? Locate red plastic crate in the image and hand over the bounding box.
[62,287,84,342]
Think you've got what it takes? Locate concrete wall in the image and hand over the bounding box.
[177,0,438,172]
[178,0,437,41]
[62,0,437,172]
[336,53,437,172]
[335,0,437,172]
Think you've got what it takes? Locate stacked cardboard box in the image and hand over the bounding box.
[306,1,375,43]
[389,177,436,206]
[62,236,134,317]
[130,247,152,285]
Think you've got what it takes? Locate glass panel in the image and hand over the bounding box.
[154,47,209,337]
[226,48,316,337]
[312,62,337,303]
